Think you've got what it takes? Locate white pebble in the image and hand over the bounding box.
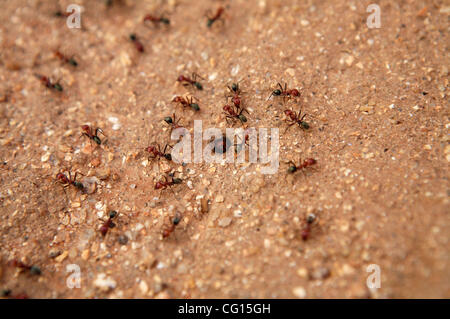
[292,287,306,298]
[231,65,240,76]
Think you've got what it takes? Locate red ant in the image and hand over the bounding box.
[223,104,248,124]
[54,50,78,67]
[81,125,106,145]
[206,7,225,27]
[177,73,204,90]
[99,210,117,236]
[287,158,317,174]
[209,133,231,154]
[162,212,182,238]
[267,82,300,101]
[8,259,41,275]
[284,108,310,132]
[146,143,172,161]
[143,13,170,27]
[56,170,85,192]
[301,213,316,241]
[129,33,144,52]
[164,113,184,132]
[34,74,63,92]
[234,128,253,153]
[226,82,243,108]
[155,172,182,191]
[172,95,200,111]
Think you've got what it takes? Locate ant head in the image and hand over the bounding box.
[129,34,137,41]
[164,116,173,124]
[238,114,247,123]
[56,172,66,180]
[273,89,281,96]
[100,225,108,236]
[194,82,203,90]
[164,154,172,161]
[161,17,170,24]
[109,210,117,219]
[191,103,200,111]
[287,166,297,173]
[300,121,310,130]
[231,83,239,92]
[207,19,214,27]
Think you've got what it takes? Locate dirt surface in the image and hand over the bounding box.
[0,0,449,299]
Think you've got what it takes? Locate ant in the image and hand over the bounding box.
[8,259,41,275]
[56,170,85,192]
[143,13,170,27]
[301,213,316,241]
[34,74,63,92]
[267,82,300,101]
[99,210,118,236]
[162,212,182,238]
[1,289,29,299]
[129,33,144,53]
[177,73,204,90]
[81,125,106,145]
[172,95,200,111]
[223,104,248,125]
[209,133,231,154]
[164,113,183,132]
[54,50,78,67]
[284,108,310,132]
[206,7,225,28]
[287,158,317,174]
[226,82,243,108]
[234,129,253,153]
[155,172,182,191]
[146,143,172,161]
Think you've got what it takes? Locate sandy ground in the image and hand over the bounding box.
[0,0,449,299]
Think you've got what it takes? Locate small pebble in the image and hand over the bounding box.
[292,286,306,298]
[118,235,128,245]
[218,217,232,227]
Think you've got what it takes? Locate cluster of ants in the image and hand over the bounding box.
[44,5,318,242]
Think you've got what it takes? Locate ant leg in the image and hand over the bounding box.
[284,123,295,134]
[300,113,307,121]
[204,9,212,19]
[287,161,297,169]
[192,72,205,81]
[277,82,284,91]
[61,184,70,203]
[96,128,107,137]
